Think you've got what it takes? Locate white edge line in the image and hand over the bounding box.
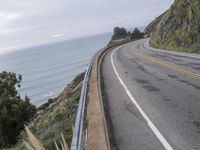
[111,47,174,150]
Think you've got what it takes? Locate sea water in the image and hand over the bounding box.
[0,32,111,106]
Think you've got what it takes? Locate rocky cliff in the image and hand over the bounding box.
[144,11,167,37]
[150,0,200,53]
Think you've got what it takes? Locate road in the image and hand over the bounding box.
[101,39,200,150]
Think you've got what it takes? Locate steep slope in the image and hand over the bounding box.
[150,0,200,53]
[14,73,84,150]
[144,11,168,37]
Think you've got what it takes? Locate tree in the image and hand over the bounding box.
[130,28,144,40]
[0,71,36,148]
[111,27,129,40]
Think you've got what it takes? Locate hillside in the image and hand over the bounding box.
[144,11,167,37]
[14,73,84,150]
[150,0,200,53]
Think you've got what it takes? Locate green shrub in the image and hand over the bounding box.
[0,71,36,148]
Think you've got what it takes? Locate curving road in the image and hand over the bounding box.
[101,39,200,150]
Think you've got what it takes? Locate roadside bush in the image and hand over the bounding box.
[0,71,36,148]
[130,28,144,40]
[111,27,129,40]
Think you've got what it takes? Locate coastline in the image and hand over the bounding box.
[7,29,130,149]
[12,36,127,149]
[14,73,84,149]
[0,32,111,106]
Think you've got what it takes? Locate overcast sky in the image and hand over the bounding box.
[0,0,174,53]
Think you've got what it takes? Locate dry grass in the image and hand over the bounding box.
[54,142,60,150]
[24,126,45,150]
[24,126,69,150]
[12,73,84,150]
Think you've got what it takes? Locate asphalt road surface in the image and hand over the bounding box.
[101,39,200,150]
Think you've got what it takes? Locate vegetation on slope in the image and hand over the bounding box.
[14,73,84,150]
[150,0,200,53]
[144,11,168,37]
[130,28,144,40]
[110,27,144,43]
[111,27,130,41]
[0,71,36,148]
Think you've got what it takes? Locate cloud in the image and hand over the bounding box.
[0,12,19,21]
[0,0,174,52]
[50,33,64,38]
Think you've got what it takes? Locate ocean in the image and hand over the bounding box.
[0,32,111,106]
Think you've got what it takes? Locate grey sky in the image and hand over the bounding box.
[0,0,173,53]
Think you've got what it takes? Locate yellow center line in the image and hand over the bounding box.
[133,51,200,79]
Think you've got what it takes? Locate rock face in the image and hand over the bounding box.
[144,11,167,37]
[150,0,200,53]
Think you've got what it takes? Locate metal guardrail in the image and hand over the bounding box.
[70,56,94,150]
[70,41,129,150]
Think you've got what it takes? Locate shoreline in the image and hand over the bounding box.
[14,72,85,149]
